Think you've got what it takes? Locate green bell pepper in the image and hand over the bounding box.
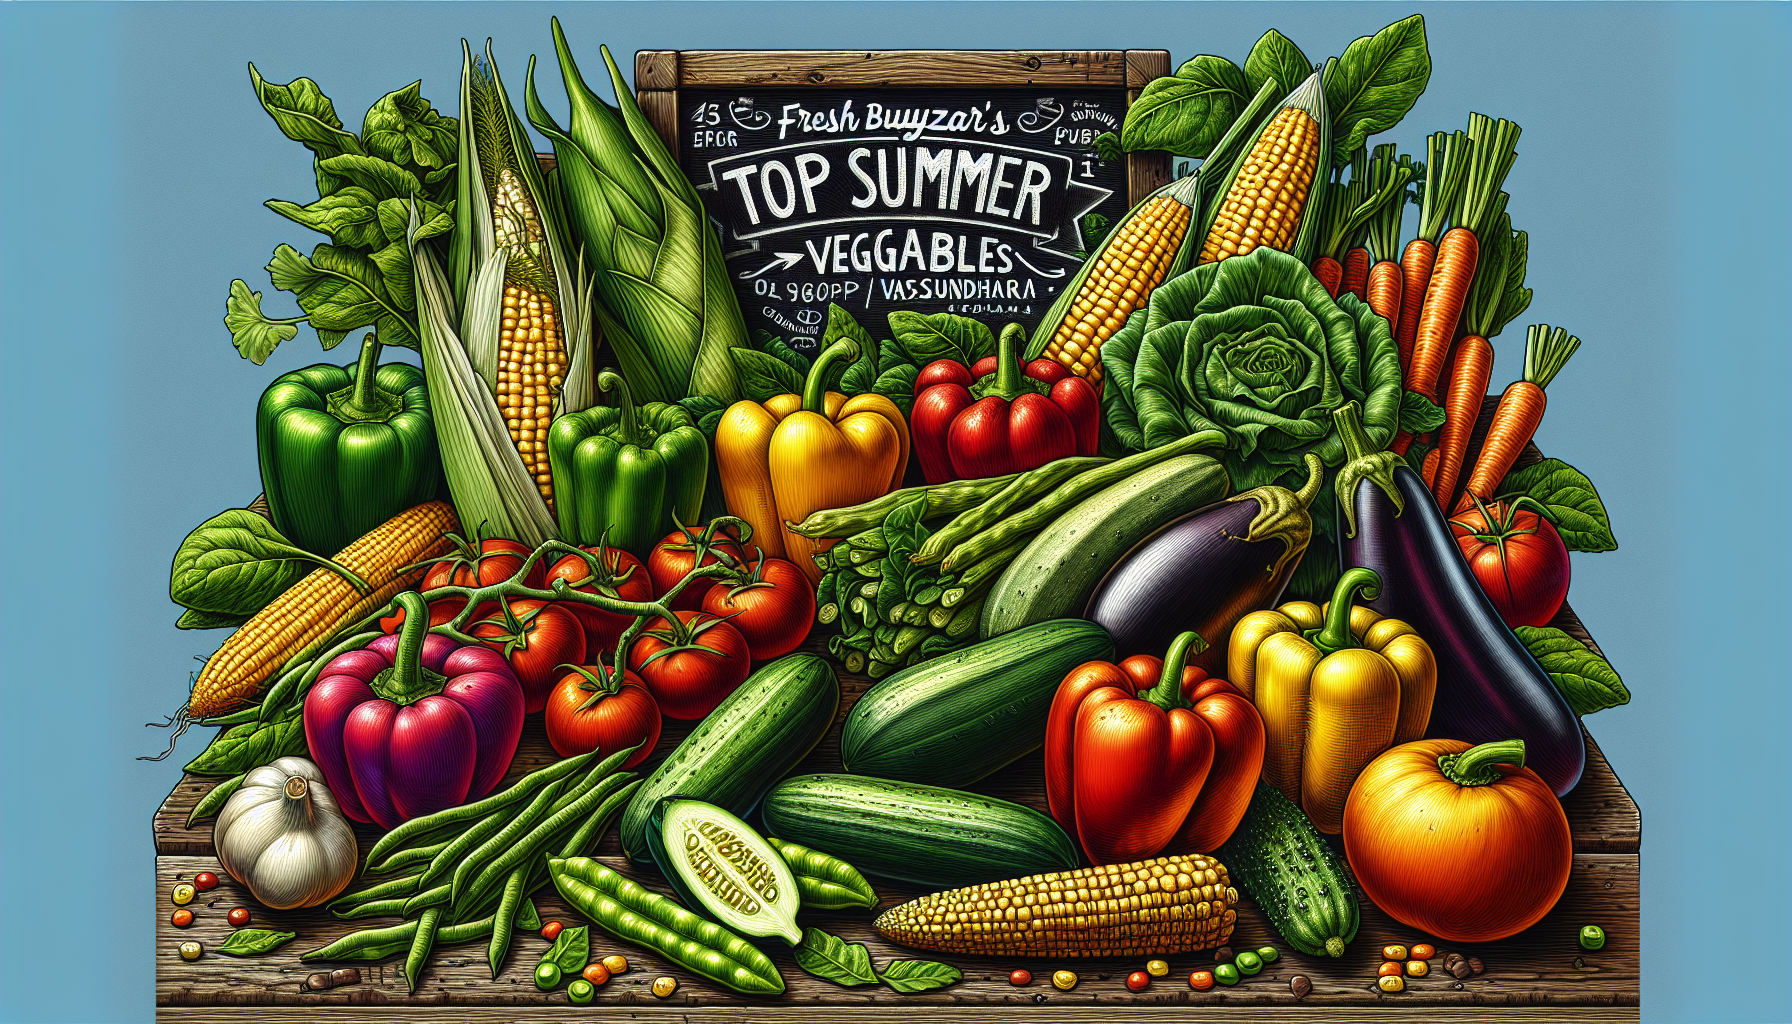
[548,371,707,557]
[255,335,442,557]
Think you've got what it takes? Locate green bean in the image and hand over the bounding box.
[516,897,541,932]
[903,603,929,627]
[253,650,319,723]
[867,658,896,679]
[413,804,514,889]
[399,882,452,918]
[376,840,450,874]
[199,705,264,728]
[912,455,1114,564]
[887,601,912,625]
[928,604,953,629]
[787,472,1022,539]
[334,897,410,921]
[328,873,423,916]
[845,526,889,552]
[815,572,837,611]
[954,535,1029,590]
[302,920,419,962]
[450,775,569,904]
[843,650,868,674]
[404,907,441,993]
[487,869,526,979]
[847,545,882,565]
[558,778,641,859]
[260,629,383,721]
[363,746,605,868]
[459,771,633,915]
[940,431,1224,572]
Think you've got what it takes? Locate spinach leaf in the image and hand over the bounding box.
[266,243,416,351]
[315,154,424,203]
[225,280,302,366]
[362,81,458,172]
[170,509,366,617]
[887,310,995,368]
[1244,29,1312,101]
[1497,458,1617,552]
[878,959,962,993]
[1398,390,1446,433]
[217,929,298,957]
[376,198,452,249]
[177,608,250,631]
[265,188,387,250]
[1120,55,1249,160]
[248,64,362,160]
[540,925,590,973]
[731,348,806,402]
[1516,626,1631,715]
[1323,15,1432,167]
[186,772,247,828]
[184,714,306,776]
[875,364,920,415]
[823,303,875,364]
[762,337,812,378]
[793,928,877,987]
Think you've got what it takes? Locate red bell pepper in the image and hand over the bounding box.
[1044,632,1267,864]
[910,323,1100,483]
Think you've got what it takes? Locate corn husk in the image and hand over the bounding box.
[523,18,745,406]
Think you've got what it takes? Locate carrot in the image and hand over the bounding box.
[1406,227,1479,400]
[1366,260,1403,337]
[1420,447,1441,490]
[1342,247,1371,300]
[1311,256,1343,297]
[1455,324,1581,513]
[1430,335,1493,509]
[1394,240,1434,376]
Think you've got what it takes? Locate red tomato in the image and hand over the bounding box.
[544,665,661,766]
[423,535,544,593]
[469,599,587,714]
[701,556,815,661]
[228,907,251,927]
[193,872,218,891]
[545,547,655,656]
[647,525,750,611]
[627,611,752,720]
[1449,499,1571,628]
[379,596,496,634]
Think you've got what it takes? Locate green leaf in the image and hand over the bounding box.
[515,898,541,932]
[762,337,812,378]
[315,154,424,202]
[677,395,728,436]
[217,929,298,957]
[362,80,459,171]
[1403,440,1434,477]
[1497,458,1617,552]
[224,279,301,365]
[793,928,877,987]
[177,608,250,630]
[540,925,589,973]
[1323,15,1432,167]
[185,772,247,828]
[731,348,806,402]
[1120,55,1249,159]
[887,310,995,368]
[377,198,452,248]
[876,339,916,376]
[1092,131,1122,162]
[1398,390,1446,433]
[1244,29,1313,101]
[265,188,386,249]
[1515,626,1631,715]
[248,63,363,160]
[878,959,963,993]
[874,364,920,415]
[822,304,875,374]
[268,243,405,344]
[170,508,366,616]
[367,242,416,314]
[184,715,306,776]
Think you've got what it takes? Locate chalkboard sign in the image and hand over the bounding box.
[635,50,1170,353]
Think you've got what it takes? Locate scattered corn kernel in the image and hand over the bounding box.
[1378,975,1405,993]
[1189,970,1215,990]
[1378,961,1404,978]
[171,883,196,906]
[1146,959,1169,977]
[1410,943,1435,959]
[1406,960,1429,978]
[178,941,203,961]
[1052,970,1078,991]
[602,954,628,974]
[650,976,678,998]
[1382,944,1409,961]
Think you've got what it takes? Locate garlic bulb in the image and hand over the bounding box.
[213,756,358,909]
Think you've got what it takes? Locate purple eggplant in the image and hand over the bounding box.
[1086,454,1322,673]
[1331,403,1584,796]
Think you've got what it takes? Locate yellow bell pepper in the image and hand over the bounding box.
[1228,567,1436,834]
[716,337,909,583]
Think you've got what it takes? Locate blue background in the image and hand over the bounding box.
[1,3,1785,1022]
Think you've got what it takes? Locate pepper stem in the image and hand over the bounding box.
[987,323,1029,401]
[369,591,450,705]
[598,371,643,446]
[326,334,400,425]
[351,334,382,413]
[1437,739,1527,787]
[801,337,860,414]
[1309,567,1381,654]
[1143,631,1206,710]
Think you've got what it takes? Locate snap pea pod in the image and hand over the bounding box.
[377,840,451,874]
[548,856,785,995]
[404,907,441,993]
[945,598,984,638]
[939,431,1227,572]
[911,455,1116,564]
[328,873,423,917]
[766,837,877,910]
[301,911,503,963]
[788,472,1024,539]
[399,882,452,918]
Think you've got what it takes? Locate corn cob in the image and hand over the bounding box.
[873,854,1237,958]
[1194,69,1331,267]
[1035,180,1197,385]
[186,501,459,718]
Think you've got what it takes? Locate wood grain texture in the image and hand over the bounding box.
[1125,50,1170,90]
[157,1009,1639,1024]
[637,50,679,91]
[670,51,1130,88]
[637,90,679,165]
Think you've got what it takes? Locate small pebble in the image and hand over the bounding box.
[1469,956,1485,976]
[178,941,203,961]
[1213,945,1235,963]
[651,975,678,998]
[1146,959,1169,977]
[1378,975,1405,993]
[1406,960,1429,978]
[331,969,360,987]
[1289,975,1312,999]
[1410,943,1436,960]
[306,973,333,991]
[1444,953,1472,979]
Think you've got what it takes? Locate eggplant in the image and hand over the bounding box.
[1086,454,1322,672]
[1331,403,1584,796]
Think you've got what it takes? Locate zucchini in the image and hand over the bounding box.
[762,775,1078,890]
[618,654,838,863]
[645,799,802,945]
[840,619,1113,786]
[980,453,1228,638]
[1219,783,1360,957]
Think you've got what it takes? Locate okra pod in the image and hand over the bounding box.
[843,650,868,674]
[911,455,1114,564]
[818,603,840,625]
[767,836,878,910]
[887,601,912,625]
[788,473,1025,539]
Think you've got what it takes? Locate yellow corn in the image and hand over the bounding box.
[1040,191,1193,386]
[873,854,1237,959]
[1197,106,1322,264]
[186,501,460,718]
[491,167,566,509]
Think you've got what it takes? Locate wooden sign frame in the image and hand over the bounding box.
[634,49,1173,208]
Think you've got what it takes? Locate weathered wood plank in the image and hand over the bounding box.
[159,1006,1640,1023]
[671,51,1131,88]
[637,49,679,91]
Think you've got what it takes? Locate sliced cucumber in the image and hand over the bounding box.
[647,799,802,946]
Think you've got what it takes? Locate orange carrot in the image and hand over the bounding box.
[1455,324,1581,512]
[1420,447,1441,489]
[1342,247,1371,300]
[1406,227,1479,401]
[1430,335,1493,509]
[1312,256,1343,297]
[1395,239,1434,376]
[1366,260,1403,337]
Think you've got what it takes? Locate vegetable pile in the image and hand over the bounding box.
[157,9,1634,1004]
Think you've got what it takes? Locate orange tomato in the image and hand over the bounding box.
[1342,738,1572,943]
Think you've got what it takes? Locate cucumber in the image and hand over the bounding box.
[840,619,1113,787]
[619,654,838,863]
[646,799,803,945]
[980,453,1228,639]
[1220,783,1360,957]
[762,775,1078,890]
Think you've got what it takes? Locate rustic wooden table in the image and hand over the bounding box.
[153,603,1638,1024]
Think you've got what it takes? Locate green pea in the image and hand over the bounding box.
[535,961,563,991]
[1235,951,1263,976]
[1257,946,1279,964]
[1579,925,1606,950]
[567,978,595,1004]
[1214,963,1241,986]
